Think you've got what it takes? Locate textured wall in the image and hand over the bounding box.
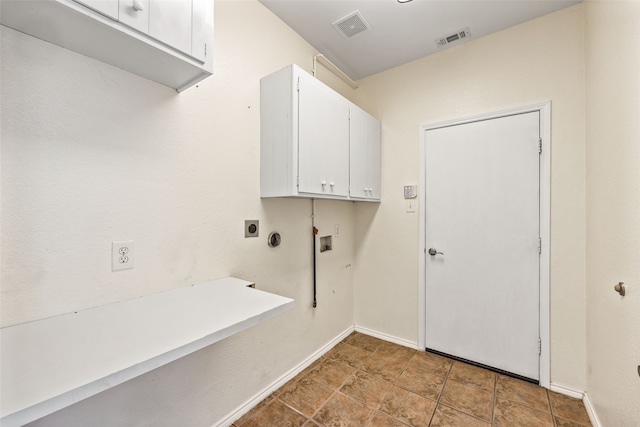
[585,1,640,425]
[1,1,356,425]
[353,5,588,391]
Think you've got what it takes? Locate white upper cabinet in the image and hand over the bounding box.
[191,0,210,62]
[0,0,213,92]
[350,105,381,200]
[149,0,192,56]
[119,0,149,34]
[298,71,350,198]
[260,64,381,202]
[74,0,118,20]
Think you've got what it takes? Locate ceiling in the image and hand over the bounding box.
[259,0,581,80]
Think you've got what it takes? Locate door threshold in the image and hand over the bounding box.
[425,347,539,385]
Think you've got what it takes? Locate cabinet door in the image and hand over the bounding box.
[350,106,381,200]
[191,0,212,62]
[298,72,350,197]
[149,0,192,55]
[119,0,150,33]
[74,0,118,20]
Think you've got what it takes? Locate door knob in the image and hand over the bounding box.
[132,0,144,11]
[428,248,444,256]
[614,282,625,296]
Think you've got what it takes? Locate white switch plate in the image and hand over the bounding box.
[406,200,417,213]
[112,241,134,271]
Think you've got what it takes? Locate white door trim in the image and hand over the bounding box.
[417,102,551,388]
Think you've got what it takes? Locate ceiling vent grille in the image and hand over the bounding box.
[333,11,372,39]
[435,27,472,47]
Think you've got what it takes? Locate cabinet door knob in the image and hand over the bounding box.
[321,180,327,186]
[133,0,144,12]
[330,182,335,187]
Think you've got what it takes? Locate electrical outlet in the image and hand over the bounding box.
[112,241,134,271]
[245,220,259,238]
[406,199,417,213]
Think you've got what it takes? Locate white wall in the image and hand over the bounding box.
[352,5,588,391]
[1,1,356,425]
[585,1,640,425]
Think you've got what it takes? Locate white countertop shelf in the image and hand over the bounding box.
[0,277,294,426]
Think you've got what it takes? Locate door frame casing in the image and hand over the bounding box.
[417,102,551,388]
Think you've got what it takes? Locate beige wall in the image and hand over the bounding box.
[585,1,640,425]
[4,0,639,425]
[1,1,357,424]
[353,5,587,390]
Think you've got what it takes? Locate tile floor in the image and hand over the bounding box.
[233,332,592,427]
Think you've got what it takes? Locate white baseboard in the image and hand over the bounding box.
[583,392,602,427]
[550,384,601,427]
[354,325,419,350]
[214,325,355,427]
[549,383,584,399]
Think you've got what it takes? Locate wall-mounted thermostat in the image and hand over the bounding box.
[404,185,417,199]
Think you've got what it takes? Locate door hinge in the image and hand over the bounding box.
[538,337,542,355]
[537,238,542,254]
[204,43,207,57]
[297,78,300,92]
[538,138,542,154]
[297,176,300,188]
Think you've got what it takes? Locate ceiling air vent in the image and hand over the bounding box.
[435,27,472,48]
[333,11,372,39]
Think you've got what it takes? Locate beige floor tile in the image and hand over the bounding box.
[327,343,374,369]
[340,370,392,408]
[430,404,491,427]
[366,411,408,427]
[495,374,550,413]
[241,400,307,427]
[493,397,554,427]
[375,342,417,361]
[448,362,496,393]
[549,391,592,425]
[233,336,595,427]
[233,391,279,426]
[439,379,493,422]
[554,415,592,426]
[396,366,445,400]
[379,386,437,427]
[305,358,356,390]
[279,377,334,417]
[408,351,452,377]
[361,352,410,382]
[347,333,386,352]
[313,393,372,427]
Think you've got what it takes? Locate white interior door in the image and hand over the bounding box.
[424,112,541,380]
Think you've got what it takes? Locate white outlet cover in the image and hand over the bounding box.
[112,241,134,271]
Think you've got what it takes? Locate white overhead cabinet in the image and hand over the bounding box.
[0,0,213,91]
[298,72,350,198]
[350,105,381,200]
[261,64,381,202]
[77,0,119,19]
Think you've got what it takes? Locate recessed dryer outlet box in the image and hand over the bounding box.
[320,236,332,252]
[245,220,259,238]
